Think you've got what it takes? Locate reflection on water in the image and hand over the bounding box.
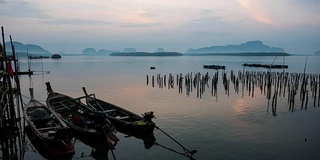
[233,99,246,115]
[25,126,73,160]
[147,70,320,117]
[18,56,320,159]
[119,130,156,149]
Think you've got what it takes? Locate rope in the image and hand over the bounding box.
[155,126,197,159]
[154,142,196,160]
[20,94,47,103]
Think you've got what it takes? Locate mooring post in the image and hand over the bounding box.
[318,74,320,106]
[146,75,149,85]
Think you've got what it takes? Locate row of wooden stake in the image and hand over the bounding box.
[146,70,320,114]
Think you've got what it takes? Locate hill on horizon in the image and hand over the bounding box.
[82,48,119,54]
[4,41,52,57]
[186,40,285,54]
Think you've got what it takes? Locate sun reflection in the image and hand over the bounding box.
[233,98,246,115]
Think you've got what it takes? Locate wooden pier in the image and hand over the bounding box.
[1,27,25,160]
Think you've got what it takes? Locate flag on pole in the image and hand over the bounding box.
[7,58,14,76]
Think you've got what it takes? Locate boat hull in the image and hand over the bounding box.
[25,89,75,157]
[82,90,155,136]
[108,118,155,135]
[45,82,118,146]
[26,126,75,157]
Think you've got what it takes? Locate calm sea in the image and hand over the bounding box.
[19,55,320,160]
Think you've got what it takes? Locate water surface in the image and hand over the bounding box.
[20,55,320,160]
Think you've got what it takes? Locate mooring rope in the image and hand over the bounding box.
[155,126,197,159]
[154,142,196,160]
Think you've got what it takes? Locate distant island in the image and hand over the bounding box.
[185,52,289,56]
[156,48,165,52]
[51,54,62,59]
[2,40,294,57]
[5,41,52,57]
[110,52,182,56]
[123,48,137,53]
[186,40,289,56]
[82,48,119,55]
[315,50,320,55]
[110,47,183,56]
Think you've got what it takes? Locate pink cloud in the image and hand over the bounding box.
[238,0,277,26]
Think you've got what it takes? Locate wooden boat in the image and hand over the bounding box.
[82,87,156,136]
[45,82,119,146]
[24,88,75,156]
[242,63,288,69]
[25,126,73,159]
[203,64,226,70]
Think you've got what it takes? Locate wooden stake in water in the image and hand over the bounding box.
[318,74,320,106]
[146,75,149,85]
[305,90,309,110]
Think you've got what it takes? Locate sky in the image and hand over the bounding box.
[1,0,319,54]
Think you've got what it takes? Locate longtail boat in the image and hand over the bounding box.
[45,82,119,146]
[25,88,75,156]
[203,64,226,70]
[82,87,156,136]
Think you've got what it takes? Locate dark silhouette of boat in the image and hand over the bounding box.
[242,63,288,69]
[28,55,50,59]
[82,87,156,136]
[45,82,119,146]
[203,64,226,70]
[25,88,75,156]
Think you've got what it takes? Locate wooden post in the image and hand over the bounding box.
[146,75,149,85]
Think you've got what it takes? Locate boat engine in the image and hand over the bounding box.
[142,111,155,123]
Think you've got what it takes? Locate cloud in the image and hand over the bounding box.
[151,33,168,37]
[138,10,157,18]
[119,22,162,28]
[238,0,277,26]
[238,0,320,27]
[183,16,227,29]
[180,16,243,41]
[199,9,217,15]
[294,0,320,7]
[0,1,50,19]
[39,18,112,26]
[192,31,230,37]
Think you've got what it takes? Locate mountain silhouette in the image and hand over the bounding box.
[186,40,285,54]
[5,41,51,57]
